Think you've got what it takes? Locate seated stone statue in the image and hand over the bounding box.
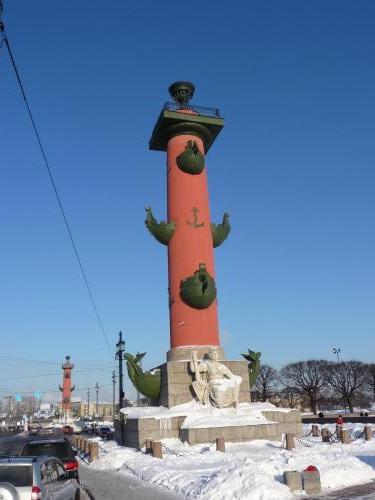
[190,348,242,408]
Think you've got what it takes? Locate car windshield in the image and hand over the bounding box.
[21,442,72,460]
[0,464,33,486]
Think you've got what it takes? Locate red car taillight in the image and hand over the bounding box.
[64,460,79,471]
[31,485,42,499]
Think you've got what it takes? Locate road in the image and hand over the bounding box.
[79,464,182,500]
[2,434,375,499]
[0,434,182,499]
[311,481,375,499]
[0,432,29,455]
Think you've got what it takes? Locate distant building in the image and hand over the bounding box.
[79,401,116,419]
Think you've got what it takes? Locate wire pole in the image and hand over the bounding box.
[95,382,99,420]
[87,388,90,418]
[112,370,117,422]
[115,332,125,410]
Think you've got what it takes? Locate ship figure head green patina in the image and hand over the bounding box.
[176,140,205,175]
[124,352,161,400]
[180,263,217,309]
[241,349,261,388]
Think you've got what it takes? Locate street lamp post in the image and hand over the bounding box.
[112,370,117,421]
[115,331,125,410]
[332,347,341,363]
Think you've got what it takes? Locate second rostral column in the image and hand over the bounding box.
[148,82,230,362]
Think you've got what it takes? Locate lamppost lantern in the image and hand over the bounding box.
[115,331,126,412]
[116,331,125,357]
[332,347,341,363]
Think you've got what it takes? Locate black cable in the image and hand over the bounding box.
[0,365,116,382]
[0,23,112,357]
[0,355,59,366]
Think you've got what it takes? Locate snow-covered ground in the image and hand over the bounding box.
[87,423,375,499]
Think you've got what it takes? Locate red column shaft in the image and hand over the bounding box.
[167,134,220,348]
[62,368,72,411]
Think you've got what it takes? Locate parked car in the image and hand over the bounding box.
[0,456,80,499]
[29,425,41,436]
[20,438,79,480]
[39,427,55,437]
[97,426,114,440]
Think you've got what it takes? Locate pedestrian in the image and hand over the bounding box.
[360,411,364,417]
[336,415,344,425]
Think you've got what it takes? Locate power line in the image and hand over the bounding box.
[0,21,113,357]
[0,354,114,369]
[0,355,59,366]
[0,366,116,381]
[0,382,113,394]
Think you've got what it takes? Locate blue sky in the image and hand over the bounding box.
[0,1,374,401]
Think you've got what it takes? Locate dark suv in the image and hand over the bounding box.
[20,438,79,479]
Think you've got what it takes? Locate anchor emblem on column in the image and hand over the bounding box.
[187,207,205,228]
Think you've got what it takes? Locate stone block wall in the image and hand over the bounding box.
[122,415,185,448]
[159,360,251,408]
[261,409,302,437]
[180,422,281,444]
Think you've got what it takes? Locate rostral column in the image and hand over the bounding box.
[148,82,229,361]
[59,355,75,421]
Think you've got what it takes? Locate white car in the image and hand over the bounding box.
[0,456,80,499]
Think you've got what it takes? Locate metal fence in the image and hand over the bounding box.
[163,101,222,118]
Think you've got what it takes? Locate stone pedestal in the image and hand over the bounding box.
[90,442,99,461]
[118,406,302,448]
[312,424,321,437]
[341,429,351,444]
[283,471,303,492]
[321,428,330,442]
[302,469,321,495]
[167,345,225,362]
[365,425,373,441]
[158,359,251,408]
[286,433,295,450]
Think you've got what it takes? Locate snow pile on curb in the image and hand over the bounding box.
[89,424,375,499]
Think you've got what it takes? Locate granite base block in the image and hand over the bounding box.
[120,408,302,448]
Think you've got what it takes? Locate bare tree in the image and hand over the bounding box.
[326,361,367,412]
[364,363,375,401]
[253,365,278,401]
[278,386,305,409]
[280,360,328,414]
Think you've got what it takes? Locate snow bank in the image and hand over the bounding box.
[180,404,271,429]
[121,401,294,428]
[88,423,375,499]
